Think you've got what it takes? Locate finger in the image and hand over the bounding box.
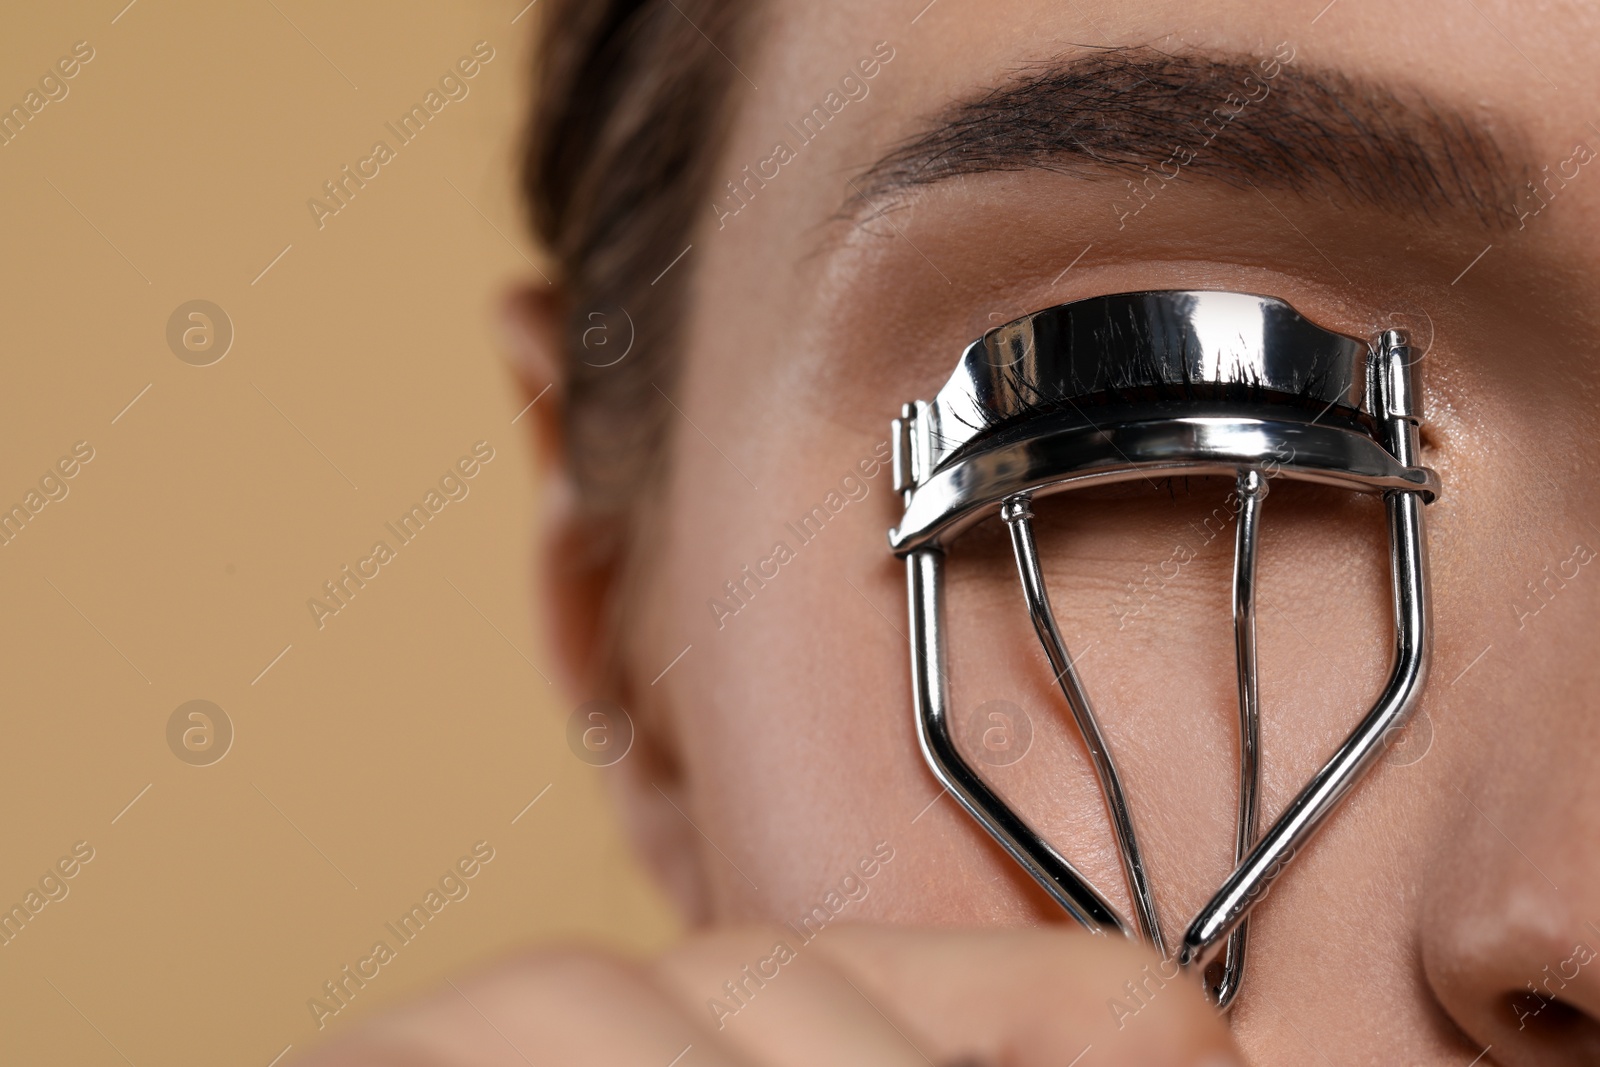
[295,948,753,1067]
[653,926,942,1067]
[812,925,1242,1067]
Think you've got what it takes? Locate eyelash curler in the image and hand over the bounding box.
[887,290,1438,1006]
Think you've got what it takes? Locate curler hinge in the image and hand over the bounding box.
[1376,329,1422,422]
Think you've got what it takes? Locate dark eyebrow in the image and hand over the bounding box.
[848,46,1528,229]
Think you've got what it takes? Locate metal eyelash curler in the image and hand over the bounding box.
[886,290,1438,1007]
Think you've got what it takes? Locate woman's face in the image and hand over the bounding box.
[592,0,1600,1061]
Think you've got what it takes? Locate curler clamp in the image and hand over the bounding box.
[888,291,1437,1007]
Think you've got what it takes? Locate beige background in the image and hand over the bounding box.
[0,3,676,1063]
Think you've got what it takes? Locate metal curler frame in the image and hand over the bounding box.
[887,290,1437,1007]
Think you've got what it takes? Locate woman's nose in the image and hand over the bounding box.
[1420,777,1600,1066]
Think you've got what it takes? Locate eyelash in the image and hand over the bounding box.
[936,331,1365,462]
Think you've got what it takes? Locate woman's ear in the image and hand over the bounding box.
[500,284,712,924]
[501,284,605,699]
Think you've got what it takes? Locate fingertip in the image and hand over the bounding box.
[810,925,1244,1067]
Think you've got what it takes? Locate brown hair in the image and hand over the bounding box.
[522,0,755,545]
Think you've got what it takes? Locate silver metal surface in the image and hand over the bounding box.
[888,293,1438,1008]
[925,291,1376,475]
[906,547,1129,932]
[889,412,1436,554]
[1211,467,1268,1008]
[1002,495,1165,957]
[1175,329,1433,974]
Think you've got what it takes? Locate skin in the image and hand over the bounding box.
[305,0,1600,1063]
